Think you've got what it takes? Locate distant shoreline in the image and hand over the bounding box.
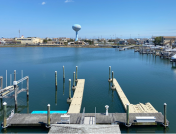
[0,45,112,48]
[0,44,139,48]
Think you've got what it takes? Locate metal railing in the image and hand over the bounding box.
[80,107,85,124]
[17,76,28,84]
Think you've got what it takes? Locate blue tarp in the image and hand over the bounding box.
[31,111,67,114]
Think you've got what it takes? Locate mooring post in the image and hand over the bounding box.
[164,103,167,127]
[108,66,111,82]
[112,71,114,85]
[13,81,18,110]
[55,71,57,87]
[76,66,78,81]
[67,79,72,103]
[14,70,16,81]
[63,66,65,80]
[47,104,50,126]
[27,77,29,99]
[72,72,76,90]
[69,79,71,99]
[3,102,7,128]
[126,104,129,126]
[111,71,115,89]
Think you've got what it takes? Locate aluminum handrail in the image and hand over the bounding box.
[17,76,28,83]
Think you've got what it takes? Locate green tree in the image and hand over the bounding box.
[43,39,47,43]
[153,36,162,46]
[48,39,52,41]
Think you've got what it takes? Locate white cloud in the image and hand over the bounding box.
[42,2,46,5]
[65,0,74,3]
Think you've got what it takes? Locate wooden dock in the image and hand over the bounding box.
[6,113,169,126]
[113,78,158,113]
[68,79,85,113]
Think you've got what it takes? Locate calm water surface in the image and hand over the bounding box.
[0,47,176,133]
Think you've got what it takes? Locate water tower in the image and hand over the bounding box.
[72,24,81,41]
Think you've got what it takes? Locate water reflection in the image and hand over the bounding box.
[63,79,65,95]
[55,86,57,105]
[27,97,29,113]
[108,82,111,95]
[111,89,114,102]
[120,125,168,133]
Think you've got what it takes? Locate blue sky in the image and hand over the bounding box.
[0,0,176,39]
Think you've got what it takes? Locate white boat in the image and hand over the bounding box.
[119,48,125,51]
[171,54,176,61]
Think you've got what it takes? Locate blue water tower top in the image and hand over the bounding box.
[72,24,81,32]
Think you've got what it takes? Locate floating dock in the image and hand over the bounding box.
[68,79,85,113]
[6,113,168,126]
[113,78,158,113]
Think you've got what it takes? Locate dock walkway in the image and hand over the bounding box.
[49,124,121,134]
[68,79,85,113]
[113,78,158,113]
[7,113,168,126]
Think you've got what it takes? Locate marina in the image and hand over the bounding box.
[0,69,169,131]
[0,47,175,133]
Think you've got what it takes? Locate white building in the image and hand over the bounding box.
[15,36,43,44]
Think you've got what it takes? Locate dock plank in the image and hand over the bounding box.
[68,79,85,113]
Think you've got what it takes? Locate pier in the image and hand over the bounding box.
[6,113,168,126]
[68,79,85,113]
[113,78,158,113]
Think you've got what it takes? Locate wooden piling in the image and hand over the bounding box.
[3,102,7,128]
[55,71,57,87]
[72,72,76,90]
[126,104,129,126]
[108,66,112,82]
[76,66,78,81]
[164,103,167,127]
[14,70,16,81]
[69,79,71,99]
[13,81,18,110]
[47,104,50,126]
[111,71,115,89]
[112,71,114,85]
